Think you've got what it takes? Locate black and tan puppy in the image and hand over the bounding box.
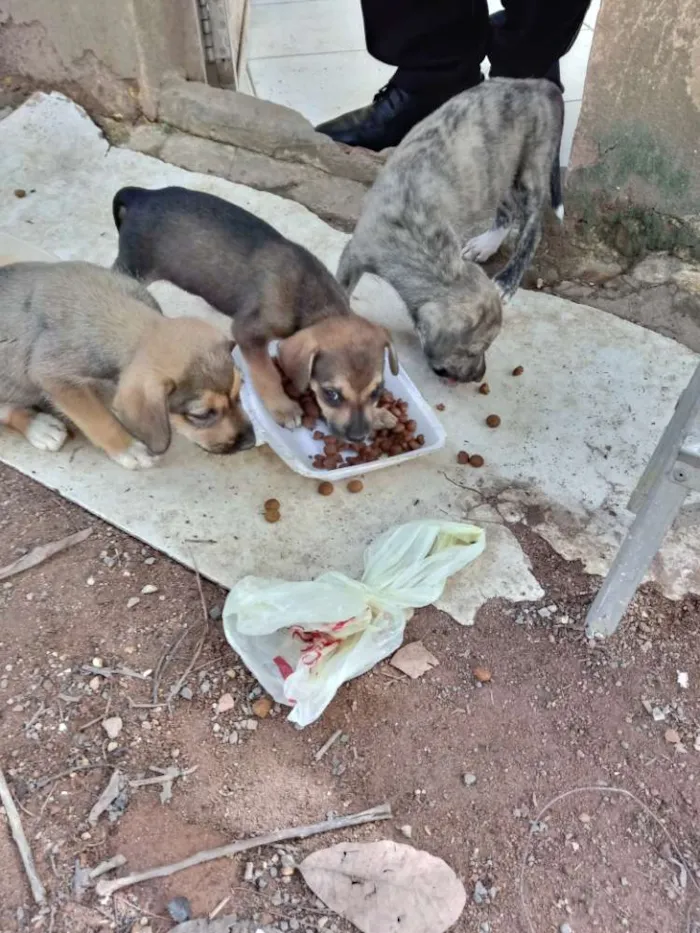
[0,260,254,468]
[112,186,399,442]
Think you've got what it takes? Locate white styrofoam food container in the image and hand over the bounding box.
[233,345,446,480]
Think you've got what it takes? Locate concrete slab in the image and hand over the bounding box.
[0,93,698,623]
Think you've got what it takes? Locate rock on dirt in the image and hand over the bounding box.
[102,716,123,739]
[167,896,192,923]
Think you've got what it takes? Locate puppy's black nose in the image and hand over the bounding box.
[235,424,256,451]
[432,366,450,379]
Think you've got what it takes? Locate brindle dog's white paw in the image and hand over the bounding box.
[25,413,68,452]
[462,228,509,264]
[271,397,303,430]
[110,440,159,470]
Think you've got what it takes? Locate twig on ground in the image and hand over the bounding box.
[129,766,197,789]
[31,762,109,793]
[88,770,125,826]
[151,625,191,705]
[96,803,393,898]
[79,693,112,732]
[519,785,700,933]
[81,665,151,681]
[89,854,127,880]
[314,729,343,762]
[0,528,92,581]
[209,896,231,920]
[0,768,46,904]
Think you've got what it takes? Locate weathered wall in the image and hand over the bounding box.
[568,0,700,217]
[0,0,207,119]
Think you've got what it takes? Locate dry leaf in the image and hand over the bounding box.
[390,642,439,679]
[300,840,466,933]
[0,528,92,581]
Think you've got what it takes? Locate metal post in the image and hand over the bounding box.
[585,360,700,639]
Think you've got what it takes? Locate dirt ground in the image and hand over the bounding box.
[1,462,699,933]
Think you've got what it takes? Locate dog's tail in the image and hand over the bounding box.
[550,92,565,223]
[112,186,145,231]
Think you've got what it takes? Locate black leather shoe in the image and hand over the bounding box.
[315,83,456,151]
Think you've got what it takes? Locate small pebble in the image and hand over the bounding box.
[179,686,193,701]
[102,716,123,740]
[217,693,235,713]
[347,480,363,494]
[560,924,573,933]
[399,825,413,838]
[127,597,140,609]
[141,584,158,595]
[92,657,104,668]
[209,604,223,622]
[462,773,477,787]
[244,861,255,882]
[167,897,191,923]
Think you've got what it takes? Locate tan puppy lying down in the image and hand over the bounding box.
[0,260,253,468]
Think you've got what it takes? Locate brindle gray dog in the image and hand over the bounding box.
[337,78,564,382]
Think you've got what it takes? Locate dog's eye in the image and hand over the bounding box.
[321,387,343,406]
[186,409,217,426]
[369,384,384,401]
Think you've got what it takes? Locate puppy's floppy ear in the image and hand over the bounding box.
[112,361,175,455]
[277,330,319,392]
[383,328,399,376]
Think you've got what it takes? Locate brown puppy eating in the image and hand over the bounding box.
[0,260,254,468]
[277,316,399,441]
[112,186,398,441]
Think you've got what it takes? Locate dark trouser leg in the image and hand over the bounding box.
[361,0,489,92]
[488,0,591,89]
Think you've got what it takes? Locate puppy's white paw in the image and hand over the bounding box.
[110,440,159,470]
[271,398,303,430]
[25,413,68,452]
[462,228,509,263]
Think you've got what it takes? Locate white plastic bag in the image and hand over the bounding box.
[222,520,485,727]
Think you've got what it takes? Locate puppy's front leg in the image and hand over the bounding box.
[242,344,302,429]
[39,382,157,469]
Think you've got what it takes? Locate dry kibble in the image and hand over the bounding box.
[318,481,334,496]
[252,696,273,718]
[486,414,501,428]
[457,451,470,465]
[347,479,364,493]
[264,510,280,523]
[473,666,492,683]
[264,498,280,511]
[478,383,490,395]
[512,365,524,376]
[436,403,445,411]
[469,454,485,468]
[14,189,26,198]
